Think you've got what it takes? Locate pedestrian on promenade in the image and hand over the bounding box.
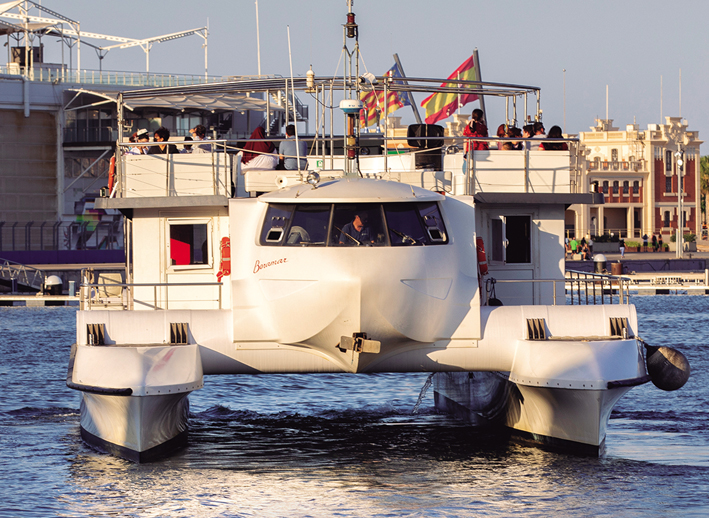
[642,233,649,252]
[652,234,658,252]
[619,238,625,258]
[658,234,664,251]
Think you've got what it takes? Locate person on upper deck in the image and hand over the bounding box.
[190,124,212,153]
[148,127,179,154]
[278,124,308,170]
[463,109,489,153]
[539,125,568,150]
[530,121,546,149]
[135,128,151,154]
[240,126,278,172]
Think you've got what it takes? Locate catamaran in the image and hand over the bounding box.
[66,2,690,461]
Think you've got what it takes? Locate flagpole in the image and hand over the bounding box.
[473,48,486,122]
[392,53,422,124]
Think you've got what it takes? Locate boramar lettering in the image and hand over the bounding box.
[253,257,288,274]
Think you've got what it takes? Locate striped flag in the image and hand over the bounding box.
[359,63,411,128]
[420,55,478,124]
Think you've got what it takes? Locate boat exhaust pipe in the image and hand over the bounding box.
[640,339,691,391]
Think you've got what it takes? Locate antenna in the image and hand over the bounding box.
[286,25,301,175]
[255,1,261,76]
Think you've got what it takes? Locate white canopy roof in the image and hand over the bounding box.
[64,88,283,113]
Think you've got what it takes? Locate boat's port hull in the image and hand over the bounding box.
[433,371,634,455]
[80,392,191,462]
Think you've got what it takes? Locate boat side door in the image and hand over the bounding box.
[485,211,535,305]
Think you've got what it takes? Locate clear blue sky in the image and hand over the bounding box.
[32,0,709,143]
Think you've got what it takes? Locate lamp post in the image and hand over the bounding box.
[675,147,684,259]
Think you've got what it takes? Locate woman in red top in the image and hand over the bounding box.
[463,108,489,153]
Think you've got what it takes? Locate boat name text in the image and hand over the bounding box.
[253,257,288,274]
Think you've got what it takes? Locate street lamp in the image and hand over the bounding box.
[675,148,684,259]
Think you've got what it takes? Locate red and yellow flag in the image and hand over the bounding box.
[359,64,411,128]
[420,55,478,124]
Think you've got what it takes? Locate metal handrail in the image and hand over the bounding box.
[80,281,223,310]
[486,271,631,306]
[0,259,45,292]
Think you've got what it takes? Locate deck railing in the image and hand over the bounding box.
[80,280,224,311]
[485,271,631,306]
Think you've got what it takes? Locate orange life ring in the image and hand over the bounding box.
[217,237,231,282]
[107,155,116,193]
[476,237,488,276]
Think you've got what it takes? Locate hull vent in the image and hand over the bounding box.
[170,322,189,344]
[86,323,105,345]
[526,318,546,340]
[610,317,630,338]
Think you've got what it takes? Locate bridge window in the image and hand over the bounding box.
[260,202,449,247]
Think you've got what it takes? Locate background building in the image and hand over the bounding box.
[566,117,702,240]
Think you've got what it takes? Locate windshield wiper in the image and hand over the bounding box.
[390,228,417,244]
[335,226,361,245]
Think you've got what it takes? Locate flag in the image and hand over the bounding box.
[420,55,478,124]
[359,63,411,128]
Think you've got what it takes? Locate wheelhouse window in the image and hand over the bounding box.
[259,202,448,247]
[169,223,208,265]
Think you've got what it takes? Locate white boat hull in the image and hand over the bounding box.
[434,371,635,454]
[80,392,190,462]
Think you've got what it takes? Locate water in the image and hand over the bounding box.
[0,297,707,517]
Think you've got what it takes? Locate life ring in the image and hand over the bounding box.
[476,237,488,276]
[217,237,231,282]
[107,155,116,194]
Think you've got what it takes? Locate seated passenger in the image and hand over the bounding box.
[508,126,524,150]
[339,213,372,245]
[180,136,193,154]
[126,132,140,155]
[539,125,568,150]
[278,124,308,170]
[190,124,212,153]
[240,126,278,172]
[134,128,150,154]
[148,127,179,154]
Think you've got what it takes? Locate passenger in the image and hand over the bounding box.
[540,125,568,150]
[278,124,308,170]
[339,213,372,245]
[522,124,534,139]
[190,124,212,153]
[148,127,179,154]
[240,126,278,171]
[135,128,150,154]
[180,136,193,154]
[530,121,546,149]
[508,126,524,150]
[463,108,489,153]
[126,132,140,155]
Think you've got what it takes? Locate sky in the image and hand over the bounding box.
[20,0,709,143]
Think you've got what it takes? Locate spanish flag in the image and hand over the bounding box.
[359,63,411,128]
[420,55,478,124]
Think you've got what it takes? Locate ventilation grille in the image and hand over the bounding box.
[610,317,630,338]
[170,322,189,344]
[526,318,546,341]
[86,323,105,345]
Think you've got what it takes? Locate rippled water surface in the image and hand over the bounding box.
[0,296,707,517]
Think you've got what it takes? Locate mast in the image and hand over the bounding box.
[392,53,422,124]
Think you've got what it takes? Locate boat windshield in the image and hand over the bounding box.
[260,202,448,247]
